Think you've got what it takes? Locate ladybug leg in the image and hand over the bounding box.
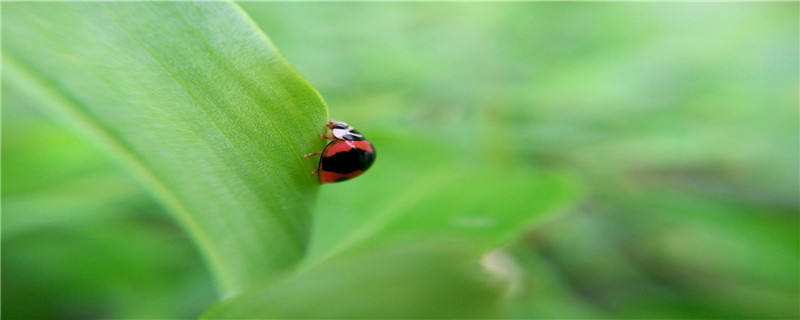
[302,151,323,158]
[320,130,335,140]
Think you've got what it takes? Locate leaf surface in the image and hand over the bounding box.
[2,2,328,296]
[303,129,584,268]
[202,240,504,319]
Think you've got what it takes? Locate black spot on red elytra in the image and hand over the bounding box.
[321,146,375,174]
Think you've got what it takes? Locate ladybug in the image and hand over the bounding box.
[303,120,376,184]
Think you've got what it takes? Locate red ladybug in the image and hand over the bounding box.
[303,120,376,184]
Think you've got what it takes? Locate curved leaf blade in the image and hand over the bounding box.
[2,2,328,296]
[303,129,584,267]
[202,240,504,319]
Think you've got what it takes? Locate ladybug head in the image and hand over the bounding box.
[327,120,365,141]
[327,120,349,130]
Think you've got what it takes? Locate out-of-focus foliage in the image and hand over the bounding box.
[204,240,505,319]
[243,2,799,318]
[3,2,798,319]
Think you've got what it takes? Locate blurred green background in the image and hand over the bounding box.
[3,2,798,319]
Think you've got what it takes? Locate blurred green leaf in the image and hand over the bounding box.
[303,128,584,267]
[625,191,799,318]
[3,218,216,319]
[512,190,799,319]
[2,101,146,237]
[202,240,504,319]
[2,173,143,238]
[3,2,328,295]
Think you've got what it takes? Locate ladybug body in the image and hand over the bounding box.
[304,120,376,184]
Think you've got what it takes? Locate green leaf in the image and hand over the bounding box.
[2,2,328,296]
[302,128,584,268]
[199,118,582,318]
[202,240,504,319]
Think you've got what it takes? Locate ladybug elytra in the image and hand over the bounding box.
[303,120,376,184]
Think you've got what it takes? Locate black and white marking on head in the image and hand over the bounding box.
[330,121,366,141]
